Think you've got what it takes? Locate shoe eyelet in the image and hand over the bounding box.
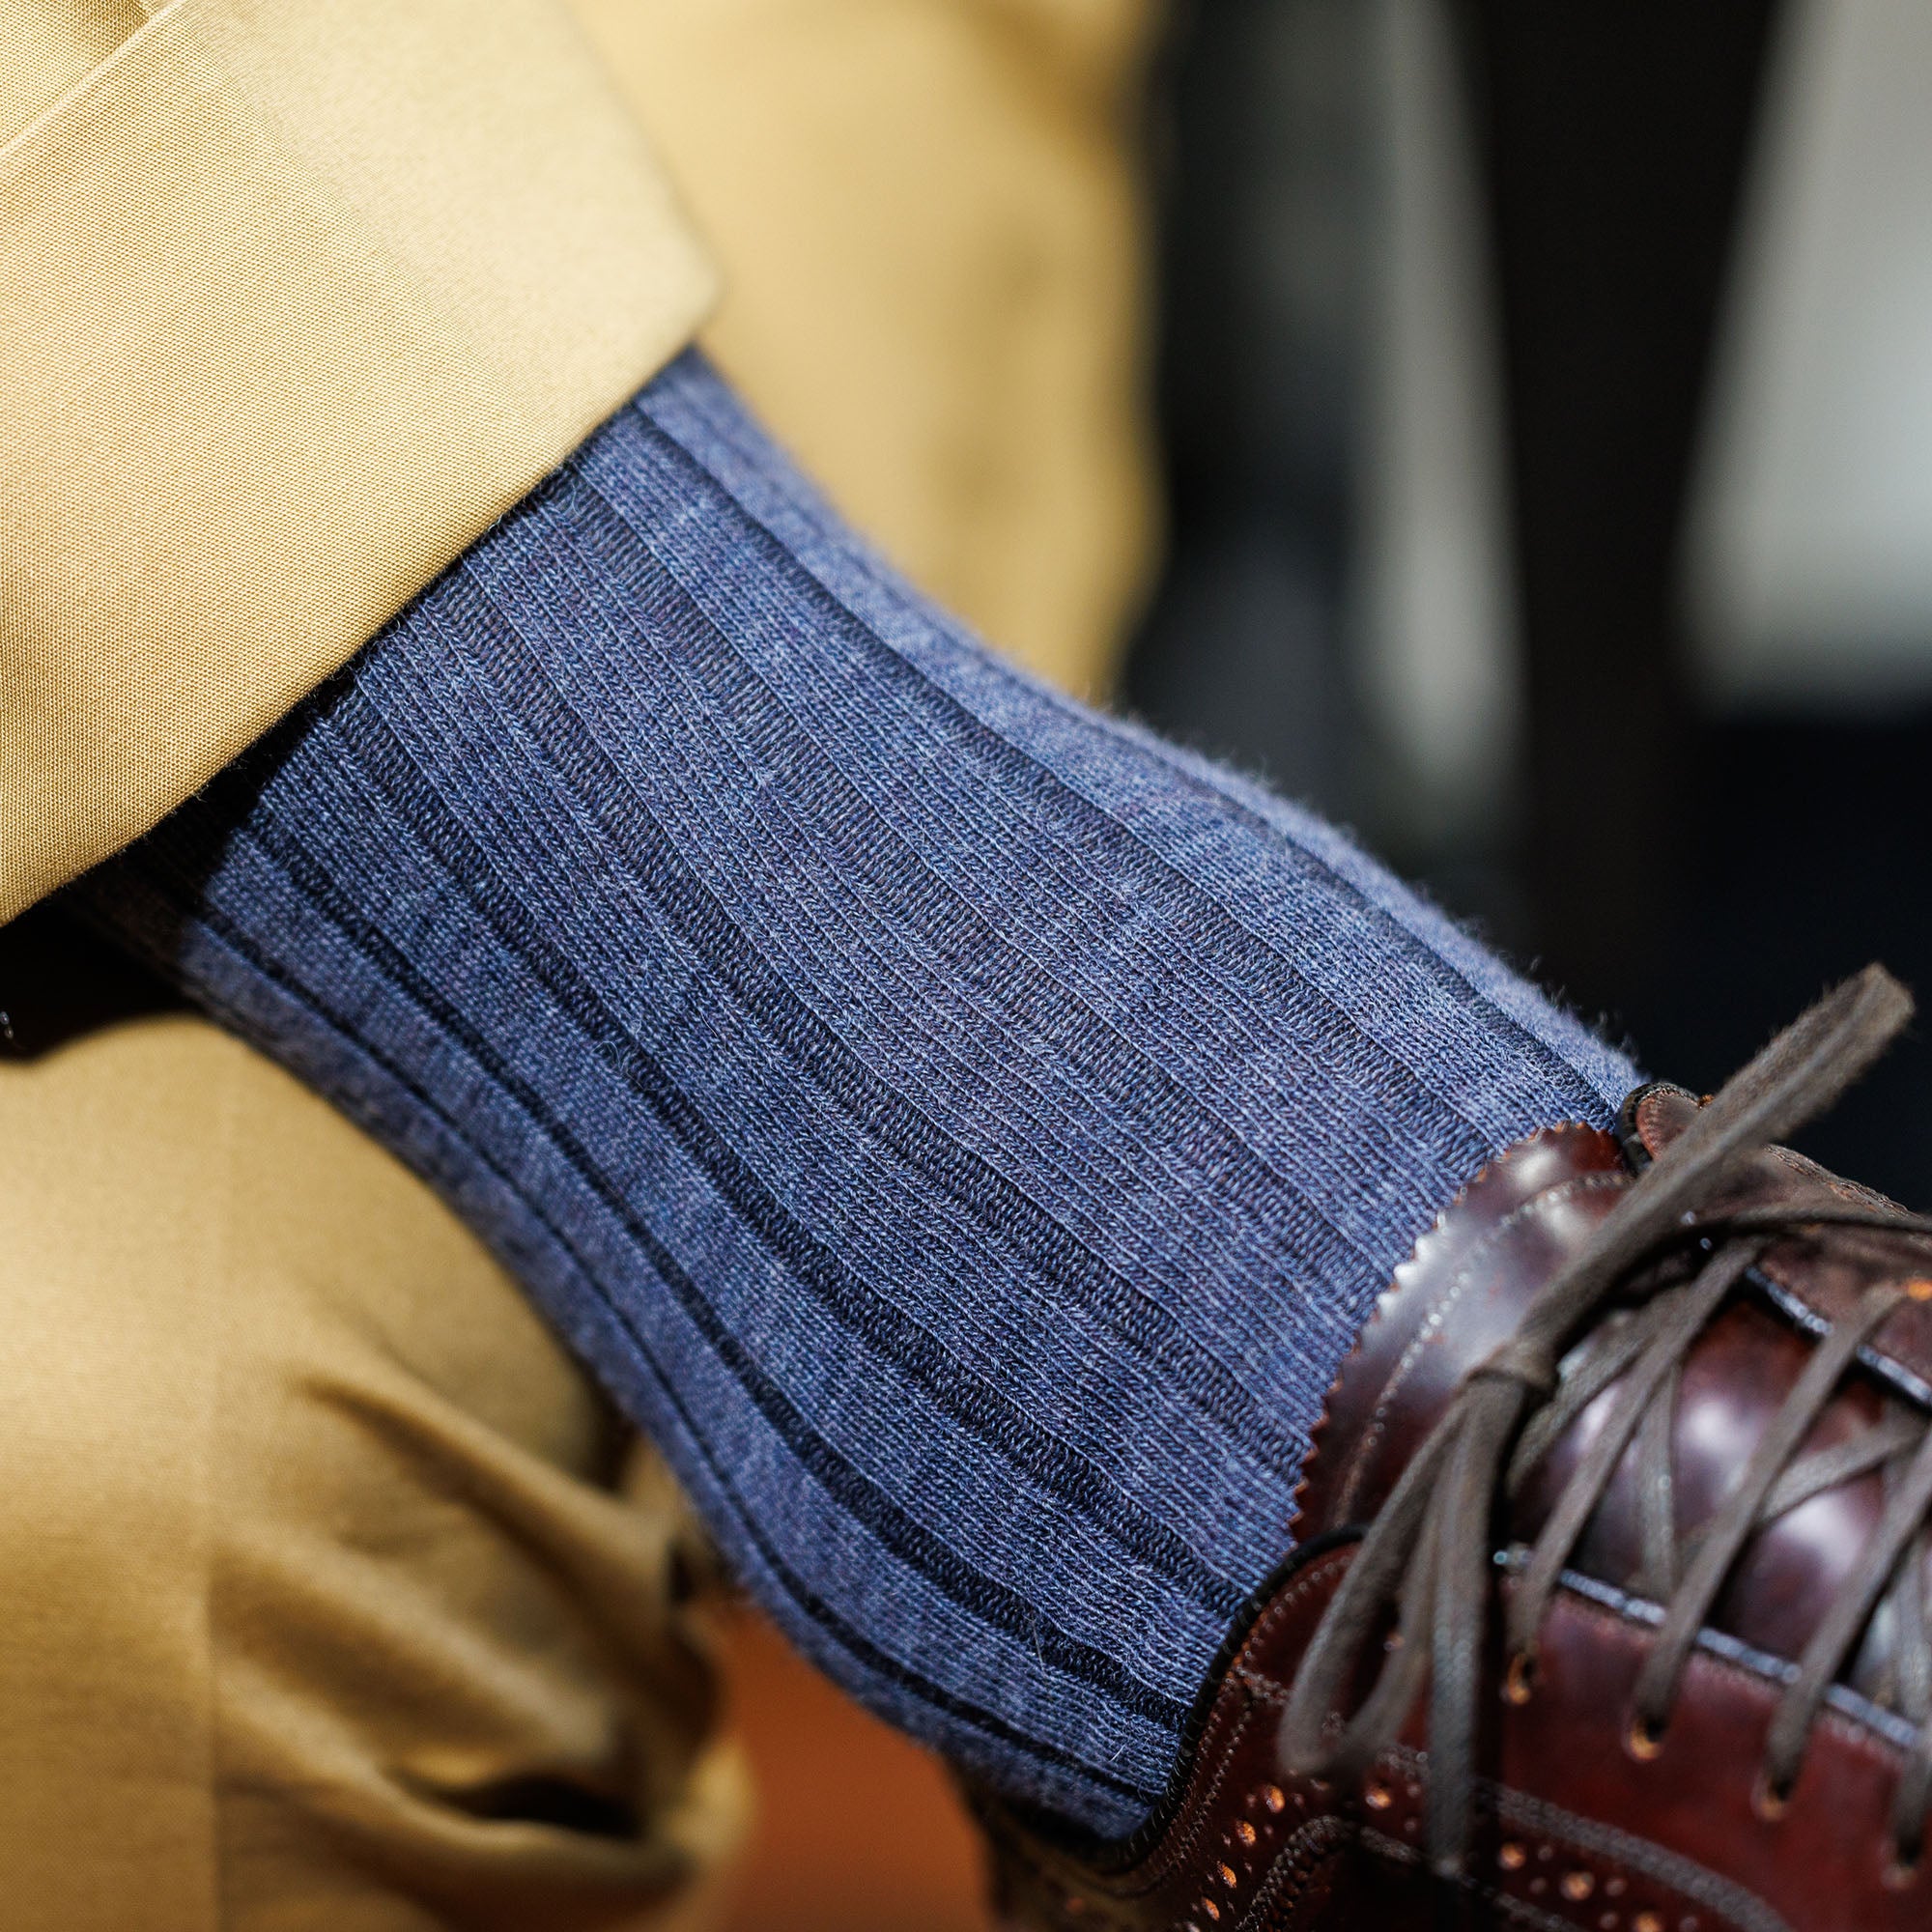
[1751,1772,1793,1824]
[1884,1843,1924,1891]
[1502,1649,1539,1707]
[1624,1712,1666,1762]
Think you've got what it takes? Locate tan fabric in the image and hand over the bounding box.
[0,6,1163,1926]
[0,977,746,1930]
[0,0,1160,927]
[0,0,715,927]
[0,0,145,140]
[567,0,1159,697]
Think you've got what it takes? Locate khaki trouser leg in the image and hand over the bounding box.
[0,1,1157,1918]
[0,952,744,1931]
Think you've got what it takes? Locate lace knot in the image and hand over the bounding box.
[1468,1337,1559,1402]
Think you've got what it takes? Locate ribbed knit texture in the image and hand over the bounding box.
[79,351,1636,1831]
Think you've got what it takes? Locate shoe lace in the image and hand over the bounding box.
[1278,965,1932,1883]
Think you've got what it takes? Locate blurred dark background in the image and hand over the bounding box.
[1126,0,1932,1203]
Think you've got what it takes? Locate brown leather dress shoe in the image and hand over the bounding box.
[976,967,1932,1931]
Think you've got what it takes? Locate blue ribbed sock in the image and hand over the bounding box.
[79,350,1634,1831]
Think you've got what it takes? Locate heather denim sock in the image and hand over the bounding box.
[79,350,1635,1831]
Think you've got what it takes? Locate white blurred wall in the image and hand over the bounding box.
[1688,0,1932,708]
[1354,0,1520,843]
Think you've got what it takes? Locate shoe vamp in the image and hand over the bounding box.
[1514,1288,1921,1711]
